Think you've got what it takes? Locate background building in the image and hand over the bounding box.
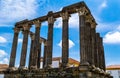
[40,57,79,68]
[0,64,8,78]
[107,65,120,78]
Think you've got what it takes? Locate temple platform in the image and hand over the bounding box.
[4,66,112,78]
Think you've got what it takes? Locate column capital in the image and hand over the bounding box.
[39,38,42,43]
[91,22,97,29]
[23,24,31,31]
[60,11,70,20]
[85,15,92,23]
[13,27,20,33]
[33,20,41,28]
[30,34,35,40]
[76,7,88,16]
[48,16,56,24]
[44,41,47,46]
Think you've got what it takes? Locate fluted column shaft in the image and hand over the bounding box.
[9,28,19,67]
[37,43,41,68]
[61,11,70,67]
[46,16,55,67]
[77,8,88,65]
[102,46,106,71]
[28,34,34,69]
[96,33,100,68]
[43,42,47,68]
[20,25,30,68]
[100,37,106,71]
[85,22,92,65]
[31,21,41,69]
[91,27,96,66]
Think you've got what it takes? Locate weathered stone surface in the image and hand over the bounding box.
[46,15,55,68]
[61,11,70,67]
[20,25,30,68]
[9,28,19,67]
[5,1,112,78]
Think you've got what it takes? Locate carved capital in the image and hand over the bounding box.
[76,7,88,16]
[60,11,70,20]
[23,24,31,31]
[91,22,97,28]
[44,41,47,46]
[33,20,41,28]
[39,38,42,43]
[85,15,92,23]
[14,27,20,33]
[48,16,55,24]
[30,35,35,40]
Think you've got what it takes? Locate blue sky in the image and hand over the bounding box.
[0,0,120,67]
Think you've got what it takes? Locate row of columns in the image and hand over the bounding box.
[78,7,105,70]
[9,11,70,69]
[9,7,105,70]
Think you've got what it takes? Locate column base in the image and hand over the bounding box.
[18,66,28,71]
[44,64,52,69]
[7,67,18,71]
[29,66,37,70]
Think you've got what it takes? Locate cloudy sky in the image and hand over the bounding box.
[0,0,120,67]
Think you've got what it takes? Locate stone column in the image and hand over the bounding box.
[46,15,55,67]
[43,41,47,68]
[100,37,106,71]
[85,21,92,65]
[28,33,34,69]
[9,27,20,67]
[91,23,97,67]
[31,21,41,69]
[19,24,31,68]
[96,33,100,68]
[61,11,70,67]
[77,8,89,65]
[37,43,41,68]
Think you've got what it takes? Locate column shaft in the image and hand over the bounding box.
[46,23,54,66]
[28,34,34,69]
[37,43,41,68]
[43,44,47,68]
[62,19,69,67]
[61,12,69,67]
[96,33,100,68]
[31,22,41,69]
[91,28,96,66]
[85,22,92,65]
[20,26,30,68]
[9,28,19,67]
[102,45,106,71]
[79,15,88,64]
[46,16,55,67]
[100,38,106,71]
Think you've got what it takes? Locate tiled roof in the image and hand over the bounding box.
[68,58,79,65]
[40,57,80,65]
[106,65,120,70]
[0,64,8,71]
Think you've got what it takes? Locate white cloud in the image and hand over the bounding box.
[101,0,107,8]
[0,36,7,43]
[97,0,107,13]
[117,25,120,31]
[0,0,46,26]
[0,58,9,64]
[55,14,79,28]
[0,50,7,58]
[103,31,120,44]
[58,39,75,49]
[18,38,23,43]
